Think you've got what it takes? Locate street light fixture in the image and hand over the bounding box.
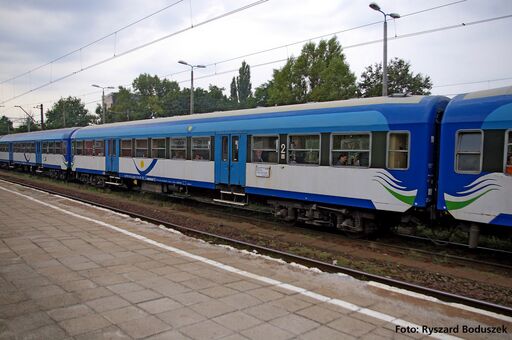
[92,84,115,124]
[178,60,206,115]
[369,2,400,96]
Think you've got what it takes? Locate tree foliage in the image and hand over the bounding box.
[0,116,14,135]
[357,58,432,97]
[108,74,234,122]
[229,61,253,108]
[45,97,95,129]
[236,61,252,106]
[266,37,357,106]
[230,77,238,103]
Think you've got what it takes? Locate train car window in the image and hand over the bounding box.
[28,142,35,153]
[252,136,278,163]
[48,141,56,154]
[0,144,6,152]
[231,136,239,162]
[135,139,148,158]
[387,132,409,170]
[455,131,482,173]
[42,142,48,153]
[120,139,132,157]
[222,136,228,161]
[170,137,186,159]
[192,137,210,161]
[75,141,84,155]
[62,142,67,155]
[93,140,104,156]
[151,138,166,159]
[83,140,93,156]
[54,142,62,155]
[505,131,512,175]
[331,134,370,167]
[288,135,320,165]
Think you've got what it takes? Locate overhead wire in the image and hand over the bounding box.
[0,0,186,85]
[6,0,511,112]
[16,0,470,108]
[0,0,270,105]
[171,14,512,86]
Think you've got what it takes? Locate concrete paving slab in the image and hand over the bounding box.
[0,181,511,340]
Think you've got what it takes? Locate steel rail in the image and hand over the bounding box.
[2,175,511,317]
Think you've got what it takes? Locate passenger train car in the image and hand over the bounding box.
[437,87,512,227]
[1,86,511,241]
[0,128,78,176]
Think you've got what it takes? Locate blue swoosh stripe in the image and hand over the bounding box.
[133,159,158,176]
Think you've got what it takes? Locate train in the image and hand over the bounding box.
[1,86,511,247]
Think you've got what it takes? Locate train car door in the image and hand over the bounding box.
[215,134,247,186]
[35,142,42,165]
[106,139,119,173]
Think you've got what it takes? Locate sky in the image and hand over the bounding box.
[0,0,511,125]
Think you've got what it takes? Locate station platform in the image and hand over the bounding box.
[0,180,510,340]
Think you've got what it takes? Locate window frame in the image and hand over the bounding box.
[287,133,321,166]
[386,131,410,171]
[330,132,372,168]
[151,138,167,159]
[503,129,512,175]
[251,135,279,164]
[84,140,94,156]
[454,129,483,174]
[75,140,84,156]
[191,136,211,161]
[170,136,187,160]
[135,139,149,158]
[54,141,62,155]
[120,139,133,158]
[93,140,104,157]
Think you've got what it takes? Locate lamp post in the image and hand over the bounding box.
[14,105,35,132]
[369,2,400,96]
[178,60,206,115]
[92,84,114,124]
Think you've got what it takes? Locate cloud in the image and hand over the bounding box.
[1,0,511,120]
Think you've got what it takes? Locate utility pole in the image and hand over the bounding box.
[34,104,44,130]
[369,3,400,96]
[178,60,206,114]
[92,84,114,124]
[14,105,35,132]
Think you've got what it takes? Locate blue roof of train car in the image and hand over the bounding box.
[73,96,448,139]
[442,86,512,129]
[0,127,80,142]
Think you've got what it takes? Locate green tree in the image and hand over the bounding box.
[236,61,252,106]
[358,58,432,97]
[230,77,238,103]
[194,85,232,113]
[267,37,356,105]
[0,116,14,134]
[108,87,137,122]
[45,97,95,129]
[254,81,272,107]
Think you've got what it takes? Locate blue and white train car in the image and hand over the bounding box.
[0,136,9,164]
[437,86,512,227]
[0,128,79,171]
[71,95,448,231]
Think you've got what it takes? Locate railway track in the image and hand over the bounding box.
[2,174,512,318]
